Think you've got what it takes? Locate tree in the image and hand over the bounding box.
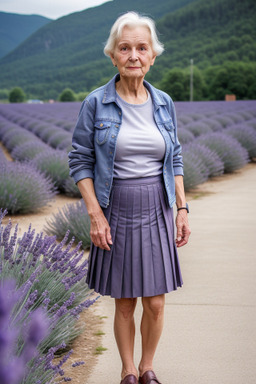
[160,68,187,101]
[59,88,76,102]
[9,87,26,103]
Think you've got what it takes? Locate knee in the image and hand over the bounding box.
[142,295,165,320]
[115,298,137,320]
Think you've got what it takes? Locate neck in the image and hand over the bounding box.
[116,75,147,104]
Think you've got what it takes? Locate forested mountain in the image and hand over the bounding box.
[0,12,52,59]
[0,0,255,100]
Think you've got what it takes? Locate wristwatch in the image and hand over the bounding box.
[177,202,189,213]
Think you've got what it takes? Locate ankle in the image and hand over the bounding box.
[122,367,138,380]
[138,364,153,377]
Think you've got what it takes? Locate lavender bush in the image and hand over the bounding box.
[185,122,212,137]
[63,177,81,198]
[45,200,90,249]
[0,280,50,384]
[224,125,256,159]
[0,162,56,214]
[177,128,195,145]
[182,150,208,190]
[183,143,224,177]
[11,141,49,162]
[196,132,249,173]
[0,209,96,383]
[32,150,70,191]
[1,127,36,152]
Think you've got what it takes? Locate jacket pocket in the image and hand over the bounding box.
[163,121,175,143]
[94,121,111,145]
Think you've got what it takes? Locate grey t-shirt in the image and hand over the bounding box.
[114,91,166,179]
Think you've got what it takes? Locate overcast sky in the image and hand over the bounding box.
[0,0,112,19]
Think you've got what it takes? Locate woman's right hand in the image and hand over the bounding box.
[77,178,112,251]
[89,209,112,251]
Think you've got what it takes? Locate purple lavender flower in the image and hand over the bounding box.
[0,162,56,214]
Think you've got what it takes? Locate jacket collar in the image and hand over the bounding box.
[102,74,166,107]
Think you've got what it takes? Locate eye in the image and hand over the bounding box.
[120,46,127,51]
[139,46,147,51]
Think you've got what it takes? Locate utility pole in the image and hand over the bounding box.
[190,58,194,102]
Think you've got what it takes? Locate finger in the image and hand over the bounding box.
[106,226,112,245]
[176,226,183,242]
[99,232,111,251]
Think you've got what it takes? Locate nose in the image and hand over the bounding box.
[129,48,138,61]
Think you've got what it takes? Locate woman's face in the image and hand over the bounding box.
[110,26,156,80]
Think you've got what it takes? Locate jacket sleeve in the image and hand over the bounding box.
[167,97,184,176]
[68,99,95,183]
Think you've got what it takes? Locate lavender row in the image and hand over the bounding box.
[0,209,96,383]
[0,117,80,212]
[0,101,256,199]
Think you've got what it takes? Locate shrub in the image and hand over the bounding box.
[182,151,208,190]
[224,125,256,158]
[1,127,35,152]
[47,131,72,149]
[45,200,91,249]
[184,142,224,177]
[178,128,195,145]
[63,177,81,197]
[32,149,69,191]
[0,209,96,383]
[200,118,223,132]
[9,87,26,103]
[11,141,49,162]
[185,122,212,137]
[0,162,56,214]
[197,132,249,172]
[59,88,76,102]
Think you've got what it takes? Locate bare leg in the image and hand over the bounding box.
[138,294,165,377]
[114,297,138,380]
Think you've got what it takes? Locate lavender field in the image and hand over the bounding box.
[0,100,256,215]
[0,100,256,383]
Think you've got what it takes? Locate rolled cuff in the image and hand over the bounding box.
[174,167,184,176]
[71,169,94,184]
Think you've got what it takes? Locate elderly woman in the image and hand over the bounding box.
[69,11,191,384]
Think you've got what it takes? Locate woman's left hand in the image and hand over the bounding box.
[175,210,191,247]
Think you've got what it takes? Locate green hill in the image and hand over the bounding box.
[0,11,52,59]
[0,0,255,100]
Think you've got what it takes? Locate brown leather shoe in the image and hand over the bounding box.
[120,374,138,384]
[139,370,162,384]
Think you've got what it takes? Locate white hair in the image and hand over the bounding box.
[104,12,164,57]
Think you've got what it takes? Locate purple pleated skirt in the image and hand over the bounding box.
[86,175,183,299]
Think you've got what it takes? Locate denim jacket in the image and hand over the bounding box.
[68,74,183,208]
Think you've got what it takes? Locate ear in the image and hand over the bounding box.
[110,53,116,67]
[151,55,156,66]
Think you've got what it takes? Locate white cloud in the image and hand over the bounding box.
[0,0,111,19]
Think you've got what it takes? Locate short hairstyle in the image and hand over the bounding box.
[104,12,164,57]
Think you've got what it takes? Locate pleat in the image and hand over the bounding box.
[153,185,171,292]
[97,188,115,295]
[111,186,128,298]
[131,185,143,297]
[140,185,155,297]
[86,175,183,298]
[158,186,183,288]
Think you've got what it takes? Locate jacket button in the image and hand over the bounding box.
[115,124,119,128]
[112,135,115,138]
[110,151,113,155]
[106,182,109,186]
[119,112,121,115]
[100,123,103,127]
